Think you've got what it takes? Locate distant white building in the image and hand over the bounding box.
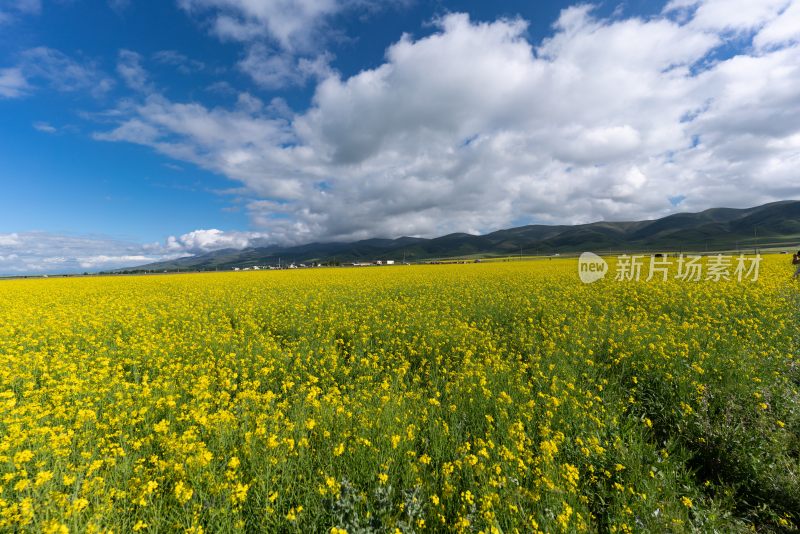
[386,260,395,265]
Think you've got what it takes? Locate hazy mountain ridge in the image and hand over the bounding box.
[130,201,800,271]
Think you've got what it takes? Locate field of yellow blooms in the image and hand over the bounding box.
[1,255,799,533]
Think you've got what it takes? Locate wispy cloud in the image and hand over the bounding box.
[178,0,402,89]
[117,49,152,93]
[0,0,41,25]
[17,47,115,97]
[152,50,206,73]
[32,121,57,133]
[237,44,331,89]
[205,80,235,95]
[179,0,356,50]
[0,67,29,98]
[108,0,131,13]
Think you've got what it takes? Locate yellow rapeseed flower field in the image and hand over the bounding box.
[0,256,798,532]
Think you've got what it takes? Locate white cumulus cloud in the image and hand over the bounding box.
[664,0,791,32]
[163,228,269,253]
[754,0,800,49]
[91,3,800,244]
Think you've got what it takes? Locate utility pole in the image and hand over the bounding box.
[754,226,759,255]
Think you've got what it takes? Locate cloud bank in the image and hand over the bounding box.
[0,230,267,274]
[93,1,800,245]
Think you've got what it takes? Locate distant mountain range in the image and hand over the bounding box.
[128,201,800,272]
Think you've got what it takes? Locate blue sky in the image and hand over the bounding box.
[1,0,799,273]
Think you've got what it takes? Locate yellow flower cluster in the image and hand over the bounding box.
[0,255,797,531]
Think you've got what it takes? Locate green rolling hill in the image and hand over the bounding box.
[128,201,800,271]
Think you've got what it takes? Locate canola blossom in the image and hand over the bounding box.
[0,256,798,532]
